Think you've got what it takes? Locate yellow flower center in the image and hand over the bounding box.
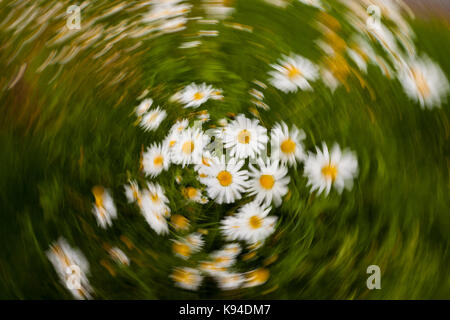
[169,140,176,147]
[259,174,275,190]
[172,269,194,284]
[186,187,198,199]
[249,215,262,229]
[237,129,251,144]
[412,68,431,98]
[217,170,233,186]
[193,92,204,100]
[172,242,191,258]
[171,214,189,230]
[182,141,195,154]
[202,157,211,167]
[147,112,159,123]
[92,186,104,208]
[214,256,230,264]
[153,155,164,167]
[286,64,302,79]
[280,138,296,154]
[247,268,270,284]
[151,193,159,202]
[321,164,338,181]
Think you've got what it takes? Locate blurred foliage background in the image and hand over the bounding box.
[0,0,449,299]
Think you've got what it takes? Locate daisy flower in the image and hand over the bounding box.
[91,186,117,229]
[165,118,189,148]
[108,247,130,266]
[159,16,188,34]
[199,261,227,276]
[174,82,222,108]
[215,272,245,291]
[223,114,268,159]
[172,239,192,259]
[171,267,203,291]
[197,110,210,122]
[172,233,204,260]
[194,150,214,183]
[221,201,277,243]
[170,214,190,231]
[124,180,141,203]
[139,106,167,132]
[183,186,208,203]
[210,250,237,268]
[271,121,306,167]
[243,268,270,287]
[222,243,242,257]
[397,55,449,109]
[140,193,170,235]
[171,128,210,167]
[201,156,249,204]
[269,54,319,93]
[144,182,171,216]
[248,159,290,207]
[142,143,171,178]
[46,238,93,300]
[134,98,153,117]
[304,142,358,196]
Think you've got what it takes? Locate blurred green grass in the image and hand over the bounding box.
[0,0,449,299]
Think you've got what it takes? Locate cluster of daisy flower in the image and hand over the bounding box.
[274,0,450,109]
[119,81,358,291]
[47,75,360,296]
[44,0,450,298]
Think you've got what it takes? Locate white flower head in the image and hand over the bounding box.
[215,272,245,291]
[243,268,270,287]
[165,118,190,148]
[124,180,141,203]
[304,142,358,196]
[92,186,117,229]
[171,267,203,291]
[141,202,169,235]
[139,106,167,132]
[175,82,222,108]
[221,202,277,243]
[159,16,188,34]
[172,233,204,260]
[108,247,130,266]
[271,121,306,166]
[269,54,319,93]
[248,159,290,207]
[143,182,170,216]
[209,250,237,268]
[397,55,449,109]
[46,238,93,300]
[201,156,249,204]
[222,243,242,258]
[135,98,153,117]
[223,114,268,159]
[171,127,210,167]
[142,142,171,178]
[183,186,208,204]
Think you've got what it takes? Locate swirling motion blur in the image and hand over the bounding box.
[0,0,449,299]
